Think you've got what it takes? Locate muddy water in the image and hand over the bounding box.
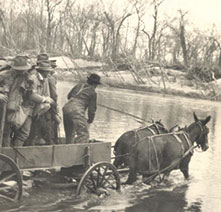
[1,81,221,212]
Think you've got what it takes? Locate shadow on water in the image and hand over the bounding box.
[125,184,202,212]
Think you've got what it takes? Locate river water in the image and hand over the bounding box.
[1,80,221,212]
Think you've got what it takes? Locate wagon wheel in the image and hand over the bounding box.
[151,173,167,184]
[76,162,121,196]
[0,154,23,202]
[144,172,167,185]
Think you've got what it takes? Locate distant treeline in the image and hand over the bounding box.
[0,0,221,81]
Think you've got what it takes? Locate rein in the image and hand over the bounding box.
[97,103,150,124]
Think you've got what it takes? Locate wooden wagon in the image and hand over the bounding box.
[0,139,121,202]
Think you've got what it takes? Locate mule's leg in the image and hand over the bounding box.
[180,166,189,179]
[180,155,191,179]
[125,159,137,184]
[163,171,170,181]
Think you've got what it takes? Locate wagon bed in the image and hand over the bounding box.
[0,140,121,202]
[1,142,111,170]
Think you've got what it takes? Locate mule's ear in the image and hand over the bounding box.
[193,112,199,122]
[202,115,211,125]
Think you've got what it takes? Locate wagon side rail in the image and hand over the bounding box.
[0,142,112,170]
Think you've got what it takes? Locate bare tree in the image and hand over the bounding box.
[208,37,221,67]
[142,0,164,61]
[178,10,188,67]
[103,11,132,61]
[131,0,146,57]
[45,0,62,52]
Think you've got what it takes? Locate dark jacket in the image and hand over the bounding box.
[65,83,97,123]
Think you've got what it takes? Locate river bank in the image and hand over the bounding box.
[56,67,221,102]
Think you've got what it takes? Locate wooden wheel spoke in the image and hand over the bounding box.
[100,173,114,187]
[76,162,120,196]
[0,173,16,184]
[152,173,165,183]
[99,166,108,186]
[84,184,96,193]
[102,178,116,189]
[95,167,101,186]
[83,177,98,193]
[0,193,15,202]
[0,154,23,201]
[84,179,93,187]
[0,185,17,191]
[89,173,98,189]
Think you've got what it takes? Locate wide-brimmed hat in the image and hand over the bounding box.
[11,55,31,71]
[50,59,57,68]
[87,73,101,85]
[36,61,54,72]
[37,53,49,62]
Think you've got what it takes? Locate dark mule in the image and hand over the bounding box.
[125,112,211,184]
[113,121,169,168]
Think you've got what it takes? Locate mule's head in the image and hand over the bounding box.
[188,112,211,151]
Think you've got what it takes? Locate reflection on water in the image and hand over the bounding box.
[126,185,190,212]
[1,81,221,211]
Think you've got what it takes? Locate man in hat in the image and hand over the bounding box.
[0,55,54,146]
[36,53,49,64]
[62,73,101,143]
[34,54,60,145]
[26,60,57,145]
[47,59,61,144]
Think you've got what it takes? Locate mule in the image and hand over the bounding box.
[124,112,211,184]
[113,121,169,168]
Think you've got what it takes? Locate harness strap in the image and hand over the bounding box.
[147,127,156,135]
[151,137,160,173]
[153,124,160,134]
[134,125,156,144]
[173,134,184,155]
[134,129,139,144]
[183,132,193,149]
[135,124,156,134]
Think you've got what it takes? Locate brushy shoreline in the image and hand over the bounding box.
[57,70,219,102]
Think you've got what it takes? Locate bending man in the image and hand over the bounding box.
[62,73,101,143]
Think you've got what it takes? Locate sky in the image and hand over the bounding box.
[2,0,221,32]
[88,0,221,33]
[97,0,221,32]
[159,0,221,31]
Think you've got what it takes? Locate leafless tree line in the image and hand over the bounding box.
[0,0,221,72]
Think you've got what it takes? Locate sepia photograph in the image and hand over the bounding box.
[0,0,220,211]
